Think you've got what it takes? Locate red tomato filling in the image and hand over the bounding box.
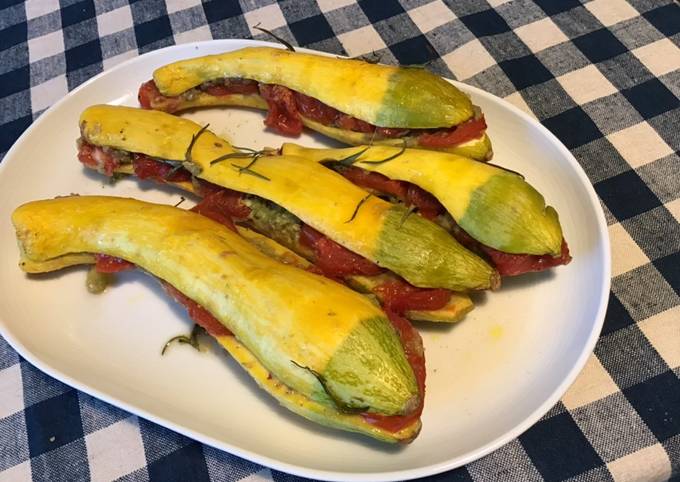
[450,222,572,276]
[133,153,192,183]
[138,80,182,113]
[481,239,572,276]
[417,116,487,148]
[258,84,304,136]
[200,79,259,96]
[77,142,121,177]
[138,79,486,147]
[362,309,425,432]
[338,166,444,220]
[94,254,135,273]
[299,225,384,278]
[161,282,233,337]
[373,281,451,315]
[193,178,226,198]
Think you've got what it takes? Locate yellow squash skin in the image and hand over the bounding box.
[12,196,420,421]
[281,144,564,256]
[79,105,497,291]
[300,118,493,162]
[153,47,473,128]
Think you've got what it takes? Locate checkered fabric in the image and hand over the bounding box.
[1,0,679,480]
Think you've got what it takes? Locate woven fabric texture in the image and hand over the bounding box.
[0,1,678,480]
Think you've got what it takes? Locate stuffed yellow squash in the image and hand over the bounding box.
[138,46,492,161]
[78,105,498,302]
[280,144,572,277]
[12,196,425,443]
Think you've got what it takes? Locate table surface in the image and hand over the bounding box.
[1,0,679,481]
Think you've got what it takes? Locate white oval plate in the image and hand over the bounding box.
[0,40,609,481]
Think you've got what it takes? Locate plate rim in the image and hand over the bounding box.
[0,39,611,482]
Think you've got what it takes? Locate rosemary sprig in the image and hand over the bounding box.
[164,161,186,180]
[398,204,417,229]
[368,128,378,146]
[161,324,205,355]
[359,140,407,165]
[341,52,382,64]
[209,151,258,165]
[345,193,372,223]
[487,162,525,179]
[254,23,295,52]
[185,124,210,165]
[291,360,367,413]
[231,145,261,153]
[335,147,369,167]
[231,155,270,181]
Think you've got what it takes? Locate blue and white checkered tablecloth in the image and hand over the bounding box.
[1,1,679,481]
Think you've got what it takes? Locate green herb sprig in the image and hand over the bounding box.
[161,324,205,355]
[208,145,272,181]
[335,147,369,167]
[291,360,367,413]
[345,193,372,223]
[231,156,271,181]
[398,204,417,229]
[339,52,382,64]
[332,140,407,168]
[185,124,210,165]
[254,24,296,52]
[164,161,186,181]
[359,140,407,165]
[487,162,525,179]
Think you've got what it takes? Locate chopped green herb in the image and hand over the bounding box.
[345,193,372,223]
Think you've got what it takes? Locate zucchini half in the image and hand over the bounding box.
[281,144,565,257]
[141,46,492,161]
[12,196,422,443]
[79,105,498,292]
